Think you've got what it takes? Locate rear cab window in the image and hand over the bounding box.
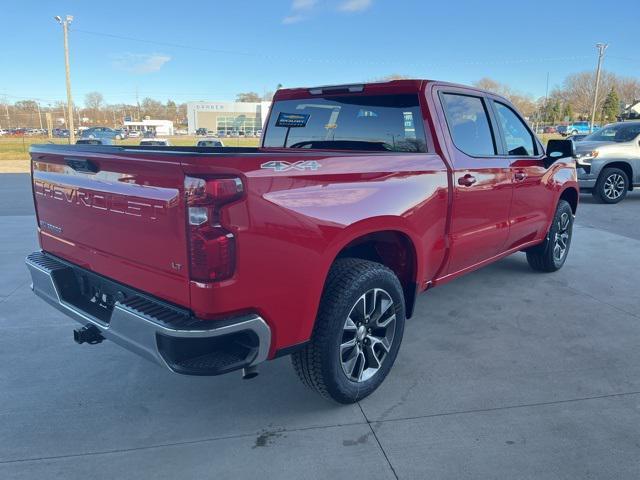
[263,94,427,152]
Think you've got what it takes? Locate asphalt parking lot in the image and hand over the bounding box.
[1,173,639,479]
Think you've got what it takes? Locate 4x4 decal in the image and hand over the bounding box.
[260,160,320,172]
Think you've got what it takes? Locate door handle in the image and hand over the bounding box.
[457,174,477,187]
[514,170,527,182]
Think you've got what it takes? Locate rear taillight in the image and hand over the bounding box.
[185,176,244,282]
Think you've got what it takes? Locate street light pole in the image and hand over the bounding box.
[589,43,608,133]
[36,101,43,130]
[55,15,75,143]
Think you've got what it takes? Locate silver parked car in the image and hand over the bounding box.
[575,121,640,203]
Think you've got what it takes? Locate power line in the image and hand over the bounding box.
[71,27,592,69]
[72,28,257,58]
[608,55,640,64]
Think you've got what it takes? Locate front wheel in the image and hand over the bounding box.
[291,258,405,404]
[526,200,574,272]
[593,167,628,204]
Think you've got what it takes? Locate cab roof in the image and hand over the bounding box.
[273,79,501,102]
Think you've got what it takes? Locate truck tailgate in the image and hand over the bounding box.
[31,150,190,307]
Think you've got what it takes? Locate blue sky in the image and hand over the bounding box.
[2,0,639,107]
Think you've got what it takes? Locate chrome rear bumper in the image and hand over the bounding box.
[25,251,271,375]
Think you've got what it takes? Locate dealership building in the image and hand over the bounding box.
[187,101,272,135]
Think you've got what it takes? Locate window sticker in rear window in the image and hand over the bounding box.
[264,95,428,152]
[275,112,310,128]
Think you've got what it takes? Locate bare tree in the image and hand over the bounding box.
[615,77,640,107]
[166,100,178,123]
[474,77,503,94]
[473,78,536,117]
[140,97,164,118]
[84,91,104,124]
[553,71,618,120]
[374,74,409,81]
[177,103,188,126]
[235,92,262,102]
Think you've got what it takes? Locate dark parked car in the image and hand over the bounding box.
[196,128,208,136]
[543,126,557,134]
[52,128,70,138]
[81,127,125,140]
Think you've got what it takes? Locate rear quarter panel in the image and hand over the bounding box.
[181,151,449,354]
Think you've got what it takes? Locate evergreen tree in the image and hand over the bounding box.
[562,103,573,122]
[601,88,620,122]
[548,100,561,123]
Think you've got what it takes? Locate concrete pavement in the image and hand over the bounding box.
[1,174,639,479]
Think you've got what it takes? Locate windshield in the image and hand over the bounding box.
[583,123,640,143]
[263,94,427,152]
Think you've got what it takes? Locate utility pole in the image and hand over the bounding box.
[3,95,10,129]
[135,87,141,121]
[543,72,549,125]
[589,43,608,133]
[36,101,43,130]
[54,15,75,143]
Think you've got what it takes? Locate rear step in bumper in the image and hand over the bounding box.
[25,251,271,376]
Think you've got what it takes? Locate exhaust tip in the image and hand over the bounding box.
[242,366,259,380]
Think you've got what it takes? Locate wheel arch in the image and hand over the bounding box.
[328,226,421,319]
[559,186,578,214]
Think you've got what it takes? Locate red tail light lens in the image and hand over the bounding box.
[185,176,243,282]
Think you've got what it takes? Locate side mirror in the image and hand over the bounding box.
[545,139,575,168]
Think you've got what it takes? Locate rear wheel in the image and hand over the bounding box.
[291,258,405,404]
[593,167,628,204]
[526,200,574,272]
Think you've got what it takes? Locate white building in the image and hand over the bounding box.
[124,119,174,136]
[187,101,271,135]
[622,101,640,120]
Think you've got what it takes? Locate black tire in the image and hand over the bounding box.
[593,167,629,204]
[526,200,574,272]
[291,258,405,404]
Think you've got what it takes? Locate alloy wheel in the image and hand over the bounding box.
[340,288,396,383]
[553,212,571,263]
[603,173,625,200]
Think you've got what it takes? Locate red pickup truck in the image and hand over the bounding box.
[26,80,578,403]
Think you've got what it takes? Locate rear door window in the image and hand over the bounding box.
[440,93,496,156]
[263,94,427,152]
